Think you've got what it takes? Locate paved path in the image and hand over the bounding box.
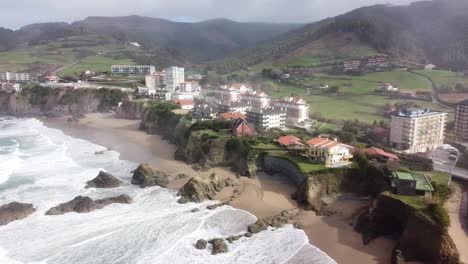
[407,70,454,110]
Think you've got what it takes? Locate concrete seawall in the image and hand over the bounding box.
[263,156,308,186]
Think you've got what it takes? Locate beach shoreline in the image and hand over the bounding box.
[42,112,398,264]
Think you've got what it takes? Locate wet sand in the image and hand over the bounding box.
[43,113,398,264]
[446,182,468,264]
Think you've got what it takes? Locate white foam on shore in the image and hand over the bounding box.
[0,118,337,264]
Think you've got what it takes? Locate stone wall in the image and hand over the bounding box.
[263,156,307,186]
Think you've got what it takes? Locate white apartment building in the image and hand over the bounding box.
[215,83,253,103]
[0,82,21,93]
[179,81,200,93]
[246,108,286,130]
[0,72,30,83]
[390,108,447,154]
[137,87,156,97]
[273,97,310,124]
[241,91,270,109]
[112,65,156,76]
[145,71,166,88]
[218,102,252,115]
[165,66,185,92]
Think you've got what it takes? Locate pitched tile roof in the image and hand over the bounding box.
[173,99,194,106]
[219,112,246,120]
[306,137,353,150]
[277,135,303,147]
[361,147,399,160]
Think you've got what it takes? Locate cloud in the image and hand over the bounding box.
[1,0,416,29]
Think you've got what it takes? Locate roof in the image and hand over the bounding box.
[393,108,446,118]
[393,171,434,192]
[173,99,194,106]
[219,112,246,120]
[457,99,468,106]
[362,147,399,160]
[277,135,303,147]
[306,137,353,150]
[275,97,306,105]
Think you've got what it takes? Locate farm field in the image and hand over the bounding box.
[414,70,468,88]
[59,56,135,77]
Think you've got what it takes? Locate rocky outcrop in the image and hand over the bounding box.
[195,239,207,250]
[355,194,461,264]
[131,164,169,188]
[85,171,122,188]
[0,202,35,226]
[177,173,231,203]
[292,174,341,213]
[247,210,292,234]
[45,195,132,215]
[263,156,308,185]
[208,239,228,255]
[115,100,145,120]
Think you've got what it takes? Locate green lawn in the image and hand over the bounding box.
[414,70,468,89]
[416,171,450,186]
[267,152,328,174]
[387,193,427,210]
[59,56,135,77]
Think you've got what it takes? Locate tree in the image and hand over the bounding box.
[354,152,371,181]
[328,85,340,93]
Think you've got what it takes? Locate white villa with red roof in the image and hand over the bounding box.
[273,97,310,124]
[306,137,354,167]
[215,83,253,103]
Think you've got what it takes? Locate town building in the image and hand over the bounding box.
[241,91,270,109]
[246,108,286,130]
[219,112,246,121]
[179,81,200,93]
[306,137,354,167]
[165,66,185,92]
[399,90,417,98]
[111,65,156,76]
[361,147,399,161]
[154,90,172,101]
[145,71,166,88]
[0,72,31,83]
[343,60,361,72]
[193,104,218,120]
[273,97,309,124]
[232,119,255,137]
[137,87,156,97]
[277,135,304,150]
[424,64,436,70]
[0,82,21,93]
[380,83,399,92]
[455,99,468,142]
[218,102,252,115]
[215,83,253,103]
[173,99,194,110]
[390,171,434,197]
[44,74,59,83]
[390,108,447,153]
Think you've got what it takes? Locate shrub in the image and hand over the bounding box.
[427,203,450,230]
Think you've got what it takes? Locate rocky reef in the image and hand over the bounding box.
[247,210,292,234]
[131,164,169,188]
[0,202,35,226]
[85,171,122,189]
[45,195,132,215]
[355,194,461,264]
[177,173,233,203]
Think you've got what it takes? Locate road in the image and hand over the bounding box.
[407,70,454,110]
[52,61,80,75]
[432,147,468,181]
[434,163,468,181]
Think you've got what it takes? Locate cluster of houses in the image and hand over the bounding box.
[379,82,417,98]
[0,72,31,92]
[343,55,390,73]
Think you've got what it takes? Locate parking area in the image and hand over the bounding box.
[431,144,459,167]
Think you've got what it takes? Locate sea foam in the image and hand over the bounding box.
[0,118,336,264]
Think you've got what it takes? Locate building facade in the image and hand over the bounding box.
[112,65,156,76]
[241,91,270,109]
[273,97,309,124]
[0,72,31,83]
[390,108,447,154]
[246,108,286,130]
[455,99,468,142]
[145,71,166,88]
[179,81,200,93]
[306,137,354,167]
[218,102,252,115]
[0,82,21,93]
[215,84,253,103]
[165,66,185,92]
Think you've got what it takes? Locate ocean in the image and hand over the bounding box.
[0,118,336,264]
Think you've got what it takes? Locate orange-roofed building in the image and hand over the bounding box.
[232,118,255,137]
[173,99,194,110]
[361,147,399,161]
[306,137,354,167]
[277,135,304,150]
[219,112,246,121]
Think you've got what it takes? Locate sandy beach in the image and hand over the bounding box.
[446,183,468,264]
[43,113,400,264]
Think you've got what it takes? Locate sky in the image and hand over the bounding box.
[1,0,417,29]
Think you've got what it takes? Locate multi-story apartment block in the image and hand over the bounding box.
[246,108,286,130]
[0,82,21,93]
[455,99,468,142]
[145,71,166,88]
[273,97,309,124]
[390,108,447,154]
[165,66,185,92]
[218,102,252,115]
[112,65,156,76]
[179,81,200,93]
[215,83,253,103]
[0,72,31,83]
[241,91,270,109]
[306,137,354,167]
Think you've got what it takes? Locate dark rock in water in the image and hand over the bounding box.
[177,173,228,203]
[208,238,228,255]
[248,210,291,234]
[206,204,219,210]
[45,195,132,216]
[244,232,253,238]
[226,235,242,243]
[0,202,35,226]
[195,239,207,250]
[85,171,122,189]
[190,208,200,213]
[131,164,169,188]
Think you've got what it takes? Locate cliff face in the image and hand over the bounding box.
[356,194,461,264]
[115,100,146,120]
[0,88,124,117]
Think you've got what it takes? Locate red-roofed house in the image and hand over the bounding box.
[273,97,309,124]
[361,147,399,161]
[219,112,246,121]
[232,118,255,137]
[215,83,253,103]
[44,74,59,83]
[173,99,194,110]
[277,135,304,150]
[241,90,270,109]
[306,137,354,167]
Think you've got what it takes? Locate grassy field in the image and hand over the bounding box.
[267,152,328,174]
[0,35,141,74]
[416,171,449,186]
[414,70,468,88]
